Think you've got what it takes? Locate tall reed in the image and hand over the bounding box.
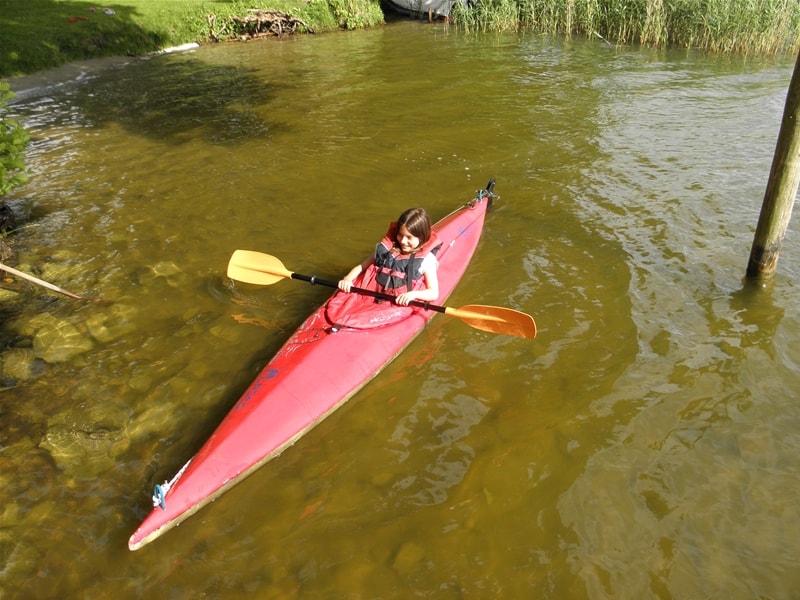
[452,0,800,54]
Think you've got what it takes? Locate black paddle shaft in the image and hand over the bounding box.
[290,273,447,314]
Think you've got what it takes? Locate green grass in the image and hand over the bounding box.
[452,0,800,54]
[0,0,384,78]
[2,0,798,78]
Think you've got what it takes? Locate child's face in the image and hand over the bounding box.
[396,224,421,253]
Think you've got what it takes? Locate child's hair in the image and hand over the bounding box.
[397,207,432,245]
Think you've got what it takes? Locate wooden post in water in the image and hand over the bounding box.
[746,48,800,279]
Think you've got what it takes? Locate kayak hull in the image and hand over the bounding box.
[129,189,491,550]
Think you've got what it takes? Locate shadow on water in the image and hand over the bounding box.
[4,2,291,145]
[75,57,289,145]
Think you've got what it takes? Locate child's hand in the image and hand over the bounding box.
[338,279,353,293]
[395,292,414,306]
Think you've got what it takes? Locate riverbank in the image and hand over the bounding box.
[6,43,200,102]
[0,0,384,79]
[3,0,799,82]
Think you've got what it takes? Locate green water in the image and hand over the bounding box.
[2,21,799,599]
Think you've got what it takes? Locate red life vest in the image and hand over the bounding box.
[325,223,441,330]
[374,222,442,294]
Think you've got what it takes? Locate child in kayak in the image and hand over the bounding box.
[338,207,441,306]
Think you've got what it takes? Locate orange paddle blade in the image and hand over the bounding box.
[444,304,537,339]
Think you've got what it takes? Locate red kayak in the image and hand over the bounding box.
[129,181,497,550]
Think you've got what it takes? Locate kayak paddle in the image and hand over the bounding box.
[227,250,536,339]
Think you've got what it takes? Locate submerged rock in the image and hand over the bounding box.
[40,401,130,478]
[392,541,426,576]
[141,261,188,288]
[84,303,137,343]
[0,287,20,302]
[1,347,46,380]
[22,312,94,363]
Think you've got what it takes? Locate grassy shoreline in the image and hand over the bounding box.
[453,0,800,55]
[2,0,799,79]
[0,0,384,79]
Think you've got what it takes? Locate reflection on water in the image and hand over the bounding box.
[2,22,799,598]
